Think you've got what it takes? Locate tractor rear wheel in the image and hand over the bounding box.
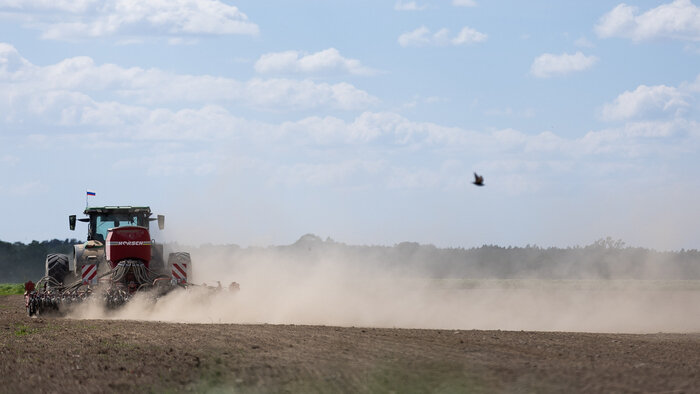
[45,253,70,285]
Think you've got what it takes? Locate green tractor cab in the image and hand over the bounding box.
[69,206,164,242]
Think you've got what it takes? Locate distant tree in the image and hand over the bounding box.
[0,239,79,282]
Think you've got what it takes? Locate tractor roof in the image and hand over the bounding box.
[84,206,153,216]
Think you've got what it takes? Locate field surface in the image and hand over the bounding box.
[2,294,700,393]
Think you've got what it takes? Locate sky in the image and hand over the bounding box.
[0,0,698,249]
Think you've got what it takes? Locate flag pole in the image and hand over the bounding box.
[86,190,95,209]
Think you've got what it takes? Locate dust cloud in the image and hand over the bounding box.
[68,237,700,333]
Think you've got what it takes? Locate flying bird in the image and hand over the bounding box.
[472,172,484,186]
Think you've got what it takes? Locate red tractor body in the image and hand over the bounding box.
[106,226,152,269]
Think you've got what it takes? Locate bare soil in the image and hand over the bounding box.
[2,294,700,393]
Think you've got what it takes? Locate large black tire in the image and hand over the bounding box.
[45,253,70,285]
[167,252,192,283]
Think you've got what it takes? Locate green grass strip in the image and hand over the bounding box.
[0,283,24,295]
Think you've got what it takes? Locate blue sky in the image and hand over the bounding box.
[0,0,698,249]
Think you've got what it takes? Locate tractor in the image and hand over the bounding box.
[25,206,192,316]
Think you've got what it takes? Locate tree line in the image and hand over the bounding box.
[0,239,78,282]
[2,236,699,282]
[186,235,700,280]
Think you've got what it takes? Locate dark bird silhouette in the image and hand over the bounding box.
[472,172,484,186]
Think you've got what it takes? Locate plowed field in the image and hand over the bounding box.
[2,294,700,393]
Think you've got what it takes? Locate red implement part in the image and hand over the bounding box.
[106,226,152,268]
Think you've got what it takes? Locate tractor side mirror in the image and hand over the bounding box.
[69,215,76,231]
[158,215,165,230]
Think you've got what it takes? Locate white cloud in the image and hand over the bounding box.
[596,0,700,42]
[602,84,690,121]
[687,73,700,92]
[22,105,697,156]
[452,27,488,45]
[254,48,377,76]
[270,115,697,191]
[0,0,97,13]
[0,43,378,115]
[9,97,699,195]
[577,119,694,157]
[398,26,487,47]
[0,42,31,73]
[0,0,259,41]
[243,79,379,111]
[452,0,477,7]
[574,36,595,48]
[530,51,598,78]
[398,26,432,47]
[394,1,427,11]
[1,45,697,198]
